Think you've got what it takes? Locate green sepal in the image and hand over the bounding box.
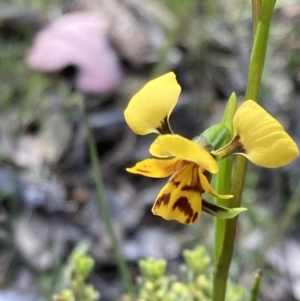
[193,123,231,151]
[202,199,247,219]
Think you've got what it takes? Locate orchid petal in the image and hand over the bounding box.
[233,100,299,167]
[152,163,201,224]
[126,157,182,178]
[150,134,218,174]
[124,72,181,135]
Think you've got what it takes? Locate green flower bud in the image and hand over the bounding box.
[183,246,211,274]
[139,258,167,279]
[155,289,166,299]
[85,284,101,301]
[72,252,95,280]
[58,289,75,301]
[172,282,187,295]
[196,275,212,298]
[143,280,155,292]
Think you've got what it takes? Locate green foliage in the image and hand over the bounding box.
[183,246,211,275]
[52,247,100,301]
[139,258,167,280]
[72,252,95,281]
[122,246,246,301]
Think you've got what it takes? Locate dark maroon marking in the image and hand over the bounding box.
[154,193,171,209]
[181,184,200,192]
[156,116,173,135]
[210,134,246,160]
[233,135,246,153]
[173,196,194,222]
[170,178,181,188]
[192,212,198,223]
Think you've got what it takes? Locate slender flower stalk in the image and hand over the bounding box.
[213,93,236,263]
[83,107,134,294]
[212,1,277,300]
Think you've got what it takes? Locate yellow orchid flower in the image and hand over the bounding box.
[124,73,232,224]
[213,100,299,167]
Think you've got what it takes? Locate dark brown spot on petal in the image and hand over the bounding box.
[211,135,246,161]
[154,193,171,209]
[218,135,246,157]
[156,116,173,135]
[181,184,200,192]
[173,196,194,223]
[192,212,198,223]
[233,135,246,153]
[170,178,181,188]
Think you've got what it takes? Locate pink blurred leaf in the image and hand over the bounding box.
[26,12,122,94]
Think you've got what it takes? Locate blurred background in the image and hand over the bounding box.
[0,0,300,300]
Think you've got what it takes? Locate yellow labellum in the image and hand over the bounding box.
[150,134,218,174]
[152,163,202,224]
[150,163,231,224]
[233,100,299,167]
[124,72,181,135]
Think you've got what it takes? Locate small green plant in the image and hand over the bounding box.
[52,246,100,301]
[122,246,245,301]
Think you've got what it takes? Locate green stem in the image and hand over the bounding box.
[83,110,134,294]
[214,93,237,263]
[245,0,276,101]
[249,270,262,301]
[213,158,247,301]
[212,1,276,300]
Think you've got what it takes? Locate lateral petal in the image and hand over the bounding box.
[198,169,232,199]
[124,72,181,135]
[152,163,201,224]
[150,134,218,174]
[126,157,182,178]
[233,100,299,167]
